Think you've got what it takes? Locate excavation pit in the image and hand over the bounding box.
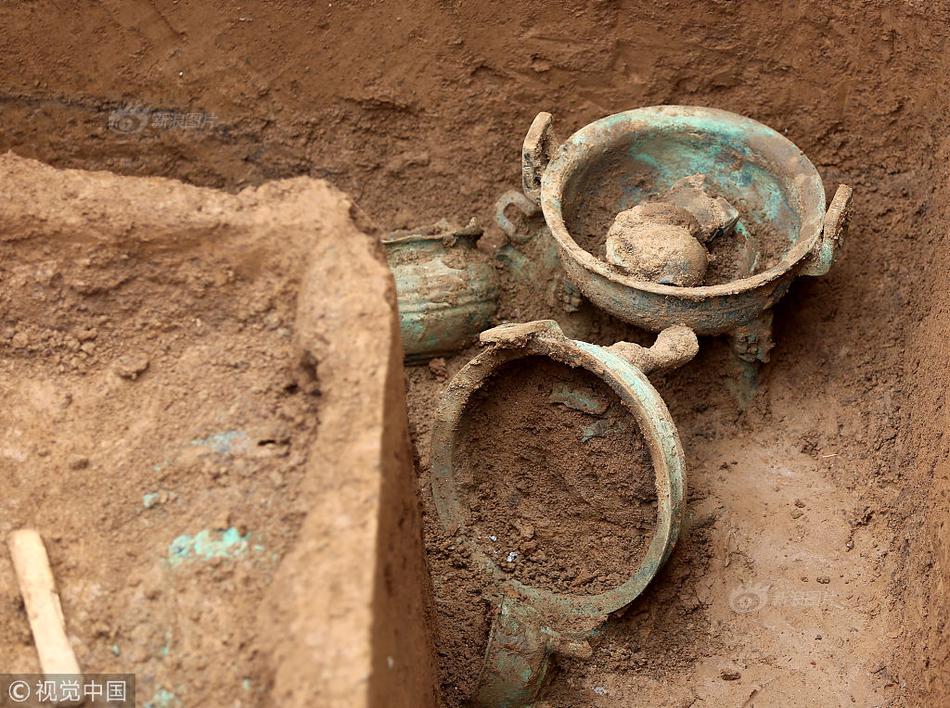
[1,3,949,707]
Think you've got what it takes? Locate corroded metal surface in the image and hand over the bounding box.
[526,106,853,337]
[521,112,557,204]
[493,190,582,313]
[800,184,854,277]
[430,320,696,706]
[495,190,540,244]
[475,599,554,708]
[383,221,499,362]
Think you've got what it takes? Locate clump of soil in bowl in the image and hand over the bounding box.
[454,356,658,595]
[564,158,791,286]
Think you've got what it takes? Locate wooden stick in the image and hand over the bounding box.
[8,529,82,677]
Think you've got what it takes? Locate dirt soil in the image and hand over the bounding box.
[0,154,353,707]
[1,1,949,706]
[566,163,785,286]
[455,355,656,595]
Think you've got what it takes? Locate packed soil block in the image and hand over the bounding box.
[0,154,435,708]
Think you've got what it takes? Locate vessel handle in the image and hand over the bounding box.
[494,190,540,244]
[522,111,558,204]
[801,184,853,277]
[609,325,699,375]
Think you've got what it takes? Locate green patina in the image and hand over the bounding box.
[536,106,835,346]
[495,244,530,279]
[167,528,252,565]
[383,227,499,362]
[431,321,692,708]
[190,430,249,455]
[145,688,179,708]
[160,630,172,658]
[581,421,606,442]
[548,383,608,415]
[616,133,797,243]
